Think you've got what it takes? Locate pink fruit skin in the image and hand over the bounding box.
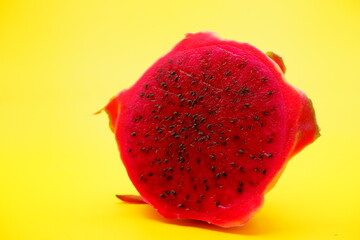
[103,32,319,227]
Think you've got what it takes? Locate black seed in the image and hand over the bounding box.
[231,162,236,167]
[164,159,168,163]
[244,103,250,108]
[215,173,221,179]
[158,130,163,134]
[186,194,190,200]
[140,93,145,97]
[154,137,158,141]
[225,71,231,76]
[224,87,230,91]
[178,204,184,208]
[171,190,176,196]
[175,135,180,139]
[154,115,159,119]
[222,171,227,177]
[254,168,259,172]
[266,153,273,158]
[240,167,245,172]
[187,168,191,172]
[178,94,183,98]
[238,149,244,153]
[165,191,170,195]
[211,166,216,172]
[267,91,273,95]
[196,200,202,204]
[237,188,243,193]
[160,194,165,198]
[207,124,211,129]
[262,169,267,175]
[233,99,238,103]
[174,111,179,116]
[239,181,243,186]
[230,120,235,124]
[196,158,201,164]
[199,95,204,100]
[178,157,184,163]
[180,127,186,132]
[203,179,207,183]
[191,80,196,85]
[210,154,215,160]
[144,84,149,89]
[215,202,220,207]
[263,111,269,116]
[253,116,259,121]
[262,77,267,82]
[133,118,137,122]
[220,131,224,134]
[169,125,175,129]
[128,149,132,152]
[204,186,209,191]
[131,132,136,136]
[258,153,263,158]
[168,167,173,172]
[193,185,197,190]
[250,154,255,159]
[180,166,184,171]
[200,194,205,199]
[222,142,227,146]
[209,111,217,115]
[148,173,153,176]
[168,143,173,147]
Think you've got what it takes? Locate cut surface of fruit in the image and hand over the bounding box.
[103,32,319,227]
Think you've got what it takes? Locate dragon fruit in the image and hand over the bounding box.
[102,32,319,227]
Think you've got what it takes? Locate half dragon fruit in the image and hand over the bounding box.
[102,32,319,227]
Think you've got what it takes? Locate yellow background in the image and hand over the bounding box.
[1,0,359,239]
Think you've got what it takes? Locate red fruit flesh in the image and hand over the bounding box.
[103,32,319,227]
